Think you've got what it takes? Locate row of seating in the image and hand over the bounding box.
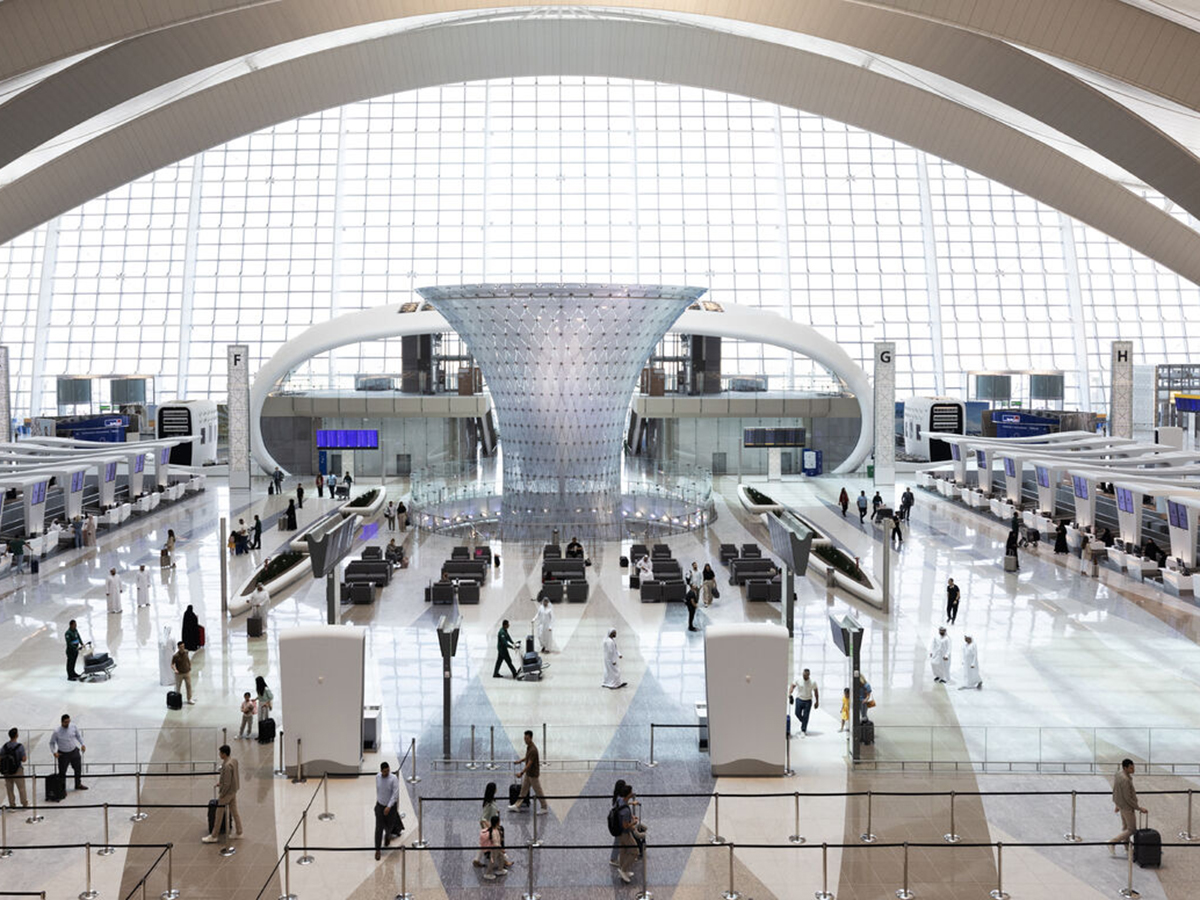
[543,557,587,583]
[537,580,589,603]
[632,543,688,603]
[719,542,762,565]
[441,559,489,582]
[452,545,493,564]
[426,580,481,605]
[543,543,585,559]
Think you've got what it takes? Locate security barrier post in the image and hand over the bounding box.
[160,843,179,899]
[131,769,149,821]
[895,842,914,899]
[1064,790,1081,842]
[407,738,421,784]
[989,841,1010,900]
[789,792,805,844]
[814,842,834,900]
[277,847,297,900]
[1180,789,1196,841]
[292,738,306,784]
[636,844,652,900]
[648,725,657,768]
[861,791,877,843]
[523,842,540,900]
[532,802,542,847]
[413,798,427,848]
[99,803,116,855]
[297,809,314,865]
[396,845,412,900]
[467,725,479,770]
[79,842,99,900]
[943,791,960,844]
[487,726,498,770]
[784,736,795,777]
[722,842,740,900]
[275,729,287,776]
[710,792,726,844]
[318,774,334,822]
[26,764,43,823]
[1118,844,1139,899]
[0,804,11,859]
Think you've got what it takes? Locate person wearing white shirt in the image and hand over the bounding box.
[534,597,556,653]
[49,714,87,793]
[789,669,821,737]
[929,627,951,684]
[250,584,269,617]
[635,555,652,585]
[958,636,983,690]
[135,564,152,608]
[602,629,626,689]
[105,567,123,613]
[373,761,402,860]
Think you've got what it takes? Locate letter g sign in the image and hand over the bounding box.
[879,349,892,364]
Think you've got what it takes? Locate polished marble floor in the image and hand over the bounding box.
[1,475,1198,899]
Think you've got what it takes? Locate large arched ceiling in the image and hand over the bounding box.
[2,2,1200,282]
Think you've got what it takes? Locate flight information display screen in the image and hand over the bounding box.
[1036,467,1050,488]
[1168,500,1188,529]
[742,427,806,447]
[70,471,85,492]
[29,481,48,505]
[317,429,380,449]
[105,463,117,483]
[1116,487,1135,514]
[1072,475,1088,500]
[1004,458,1016,478]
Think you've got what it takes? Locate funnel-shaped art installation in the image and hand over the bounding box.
[418,283,704,537]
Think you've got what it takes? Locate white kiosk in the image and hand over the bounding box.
[704,623,788,777]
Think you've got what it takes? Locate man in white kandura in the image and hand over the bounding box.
[105,567,124,614]
[535,597,556,654]
[135,564,152,608]
[929,627,951,684]
[958,635,983,690]
[602,629,626,689]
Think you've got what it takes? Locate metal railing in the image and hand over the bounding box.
[10,724,223,773]
[858,723,1200,773]
[0,842,178,900]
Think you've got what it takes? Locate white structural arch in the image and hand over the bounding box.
[249,302,873,477]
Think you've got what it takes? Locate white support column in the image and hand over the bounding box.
[772,107,796,386]
[915,154,946,394]
[0,345,10,443]
[176,152,205,399]
[481,80,494,281]
[1110,341,1134,439]
[29,216,60,417]
[228,344,252,489]
[1059,213,1093,410]
[874,342,896,485]
[328,105,349,388]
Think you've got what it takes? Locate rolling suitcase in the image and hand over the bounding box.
[257,717,276,744]
[1003,555,1018,572]
[247,616,264,638]
[859,718,875,746]
[198,625,206,647]
[167,690,183,710]
[30,557,39,575]
[619,555,629,568]
[207,798,227,835]
[522,650,543,681]
[525,635,535,654]
[1133,812,1161,868]
[508,781,529,809]
[46,773,67,802]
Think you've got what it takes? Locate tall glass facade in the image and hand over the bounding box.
[1,76,1197,419]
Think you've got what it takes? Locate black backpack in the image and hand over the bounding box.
[607,804,624,837]
[0,744,18,776]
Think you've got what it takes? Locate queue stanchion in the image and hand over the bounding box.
[131,769,148,822]
[396,844,412,900]
[275,730,287,777]
[542,723,547,764]
[1,804,11,859]
[297,809,313,865]
[943,791,960,844]
[487,726,498,771]
[532,801,542,847]
[989,842,1010,900]
[710,793,726,844]
[413,798,427,848]
[636,845,652,900]
[722,842,740,900]
[1180,789,1196,841]
[99,803,116,856]
[789,792,805,844]
[160,843,179,899]
[317,774,334,822]
[407,738,421,785]
[278,846,297,900]
[26,764,43,823]
[79,842,99,900]
[648,725,657,768]
[292,738,306,785]
[895,842,914,900]
[467,725,479,771]
[522,842,540,900]
[860,791,877,843]
[1064,790,1082,842]
[784,735,795,777]
[814,842,834,900]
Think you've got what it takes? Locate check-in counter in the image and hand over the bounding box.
[989,498,1005,518]
[937,479,957,498]
[916,472,934,489]
[1035,514,1056,535]
[1132,556,1161,581]
[1163,567,1192,596]
[1066,526,1083,551]
[188,475,206,493]
[1107,547,1131,572]
[119,502,132,523]
[166,484,185,501]
[964,489,986,508]
[135,495,154,514]
[1022,510,1037,529]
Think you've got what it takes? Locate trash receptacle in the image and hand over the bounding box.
[867,464,875,478]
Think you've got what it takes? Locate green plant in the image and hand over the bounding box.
[249,551,304,591]
[812,543,873,588]
[743,485,777,506]
[345,488,379,509]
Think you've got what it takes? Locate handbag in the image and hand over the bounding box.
[711,585,720,600]
[865,698,876,708]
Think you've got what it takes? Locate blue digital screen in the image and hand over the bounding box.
[105,462,117,483]
[70,471,85,493]
[316,429,380,450]
[976,450,986,468]
[1168,500,1188,529]
[135,455,145,473]
[1072,475,1088,500]
[160,447,170,464]
[951,444,961,461]
[1004,457,1016,478]
[1116,487,1134,514]
[29,481,47,505]
[1036,467,1050,489]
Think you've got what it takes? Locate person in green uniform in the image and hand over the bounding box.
[65,619,83,681]
[493,619,518,679]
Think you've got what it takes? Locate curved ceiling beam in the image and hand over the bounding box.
[3,16,1200,286]
[248,302,875,476]
[7,2,1200,223]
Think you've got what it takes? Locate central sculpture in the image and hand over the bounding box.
[417,283,705,537]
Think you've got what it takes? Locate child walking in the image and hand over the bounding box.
[839,688,850,733]
[237,692,257,739]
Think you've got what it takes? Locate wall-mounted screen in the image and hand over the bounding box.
[159,447,170,464]
[1168,500,1188,529]
[135,455,145,473]
[316,429,380,450]
[70,471,85,493]
[951,444,961,461]
[976,450,986,468]
[742,427,806,448]
[1036,467,1050,488]
[1003,457,1016,478]
[1116,487,1135,514]
[1072,475,1088,500]
[105,462,117,483]
[29,481,47,505]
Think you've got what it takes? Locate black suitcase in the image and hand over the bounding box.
[167,690,183,710]
[247,616,264,638]
[619,555,629,568]
[46,773,66,802]
[508,781,529,809]
[1133,814,1161,868]
[522,650,543,681]
[859,718,875,746]
[525,635,535,654]
[30,557,39,574]
[257,717,276,744]
[207,798,227,835]
[268,483,274,495]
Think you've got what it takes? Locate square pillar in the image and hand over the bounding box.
[228,344,251,490]
[1110,341,1133,439]
[873,342,895,485]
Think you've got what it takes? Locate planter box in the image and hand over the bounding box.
[340,489,386,519]
[229,555,313,618]
[737,483,784,515]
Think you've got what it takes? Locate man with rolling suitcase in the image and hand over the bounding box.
[49,714,87,797]
[202,745,242,843]
[1108,758,1149,858]
[508,730,549,815]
